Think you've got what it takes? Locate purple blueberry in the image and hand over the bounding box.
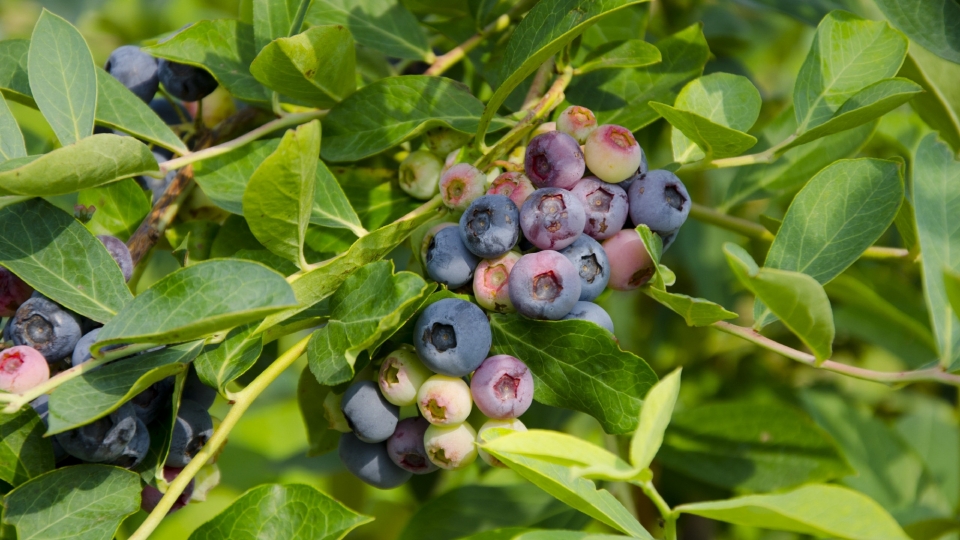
[562,301,614,333]
[486,172,535,208]
[584,124,643,183]
[602,229,656,291]
[142,467,194,514]
[98,235,134,282]
[425,226,480,289]
[524,131,585,189]
[109,418,151,469]
[166,399,213,467]
[440,163,486,211]
[570,177,628,240]
[520,188,586,250]
[158,59,218,102]
[339,432,412,489]
[470,355,534,419]
[559,236,610,302]
[556,105,598,144]
[386,417,438,474]
[340,380,399,443]
[413,298,491,377]
[459,195,520,258]
[627,170,691,235]
[477,418,527,467]
[473,252,520,313]
[11,295,83,363]
[508,251,581,320]
[0,268,33,317]
[0,346,49,394]
[619,152,649,190]
[105,46,160,103]
[662,230,678,252]
[149,97,190,126]
[417,374,472,425]
[55,402,139,462]
[424,423,478,470]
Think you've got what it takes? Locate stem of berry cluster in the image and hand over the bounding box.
[129,333,313,540]
[637,480,677,540]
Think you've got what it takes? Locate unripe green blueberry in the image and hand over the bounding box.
[425,126,472,156]
[378,348,434,406]
[584,125,643,183]
[399,150,443,200]
[477,418,527,468]
[417,374,472,425]
[440,163,486,211]
[531,121,556,138]
[473,252,521,313]
[602,229,656,290]
[557,105,598,144]
[424,422,478,470]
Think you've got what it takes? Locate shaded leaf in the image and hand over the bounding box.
[77,179,151,241]
[874,0,960,65]
[297,366,340,457]
[306,0,430,60]
[576,39,661,74]
[0,407,53,487]
[193,139,281,215]
[899,47,960,152]
[94,68,187,155]
[0,95,25,162]
[0,40,31,106]
[194,323,264,395]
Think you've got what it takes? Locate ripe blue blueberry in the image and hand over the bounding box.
[386,417,438,474]
[562,301,615,333]
[11,294,83,363]
[98,235,134,282]
[339,432,412,489]
[619,152,649,190]
[105,46,159,103]
[166,399,213,467]
[627,170,691,235]
[158,59,218,102]
[570,177,629,240]
[425,225,480,289]
[109,418,151,469]
[559,235,610,302]
[71,328,100,367]
[131,376,174,424]
[470,355,534,419]
[0,267,33,318]
[56,402,139,462]
[524,131,585,189]
[183,366,217,409]
[520,188,586,251]
[413,298,492,377]
[459,195,520,258]
[508,251,581,320]
[341,380,399,443]
[149,97,190,126]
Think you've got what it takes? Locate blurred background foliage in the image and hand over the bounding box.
[3,0,956,539]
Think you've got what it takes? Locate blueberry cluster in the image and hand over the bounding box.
[336,298,534,488]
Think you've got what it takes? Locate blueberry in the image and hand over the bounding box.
[473,252,520,313]
[0,267,33,317]
[562,301,615,333]
[602,229,656,290]
[157,59,218,102]
[556,105,598,144]
[584,125,643,184]
[0,345,49,394]
[378,348,433,407]
[425,226,480,289]
[339,432,412,489]
[96,235,134,282]
[520,188,586,251]
[131,377,174,424]
[400,150,443,200]
[477,418,527,467]
[138,148,176,204]
[619,152,649,191]
[417,374,472,426]
[486,172,536,209]
[662,230,678,253]
[386,417,438,474]
[508,251,581,320]
[30,395,68,462]
[628,170,690,235]
[424,422,478,470]
[56,402,139,462]
[559,235,610,301]
[142,467,194,514]
[149,97,190,126]
[570,177,629,240]
[11,295,83,363]
[71,329,99,367]
[183,365,216,409]
[470,355,534,419]
[413,298,491,377]
[459,195,520,259]
[166,399,213,467]
[104,46,160,103]
[524,131,585,189]
[425,126,472,156]
[109,418,151,469]
[440,163,487,211]
[341,380,399,443]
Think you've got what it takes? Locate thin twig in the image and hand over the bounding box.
[126,165,195,267]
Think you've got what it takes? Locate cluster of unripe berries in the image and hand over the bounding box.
[336,298,533,489]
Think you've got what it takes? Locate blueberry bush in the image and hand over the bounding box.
[0,0,959,538]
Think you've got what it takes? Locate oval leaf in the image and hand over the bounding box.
[195,323,264,395]
[0,94,25,162]
[642,287,737,327]
[193,138,281,214]
[577,39,661,74]
[481,430,632,475]
[77,179,151,241]
[94,68,187,154]
[875,0,960,66]
[0,39,31,105]
[305,0,430,61]
[253,0,303,51]
[652,102,757,162]
[630,368,681,471]
[0,407,54,486]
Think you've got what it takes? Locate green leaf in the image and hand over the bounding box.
[77,179,151,241]
[297,367,340,457]
[0,199,132,322]
[784,78,923,150]
[477,0,646,141]
[947,269,960,323]
[253,0,302,51]
[481,430,633,476]
[305,0,430,61]
[874,0,960,65]
[321,76,510,162]
[896,396,960,512]
[724,243,834,363]
[489,314,657,435]
[0,133,157,197]
[666,73,761,163]
[0,95,25,163]
[899,47,960,152]
[194,323,264,395]
[145,20,270,103]
[676,484,909,539]
[3,465,141,540]
[651,102,757,162]
[251,25,357,108]
[913,134,960,368]
[630,368,680,471]
[659,399,853,493]
[189,483,371,540]
[94,260,296,351]
[94,68,187,155]
[565,24,709,132]
[0,408,54,487]
[47,341,202,435]
[27,10,97,146]
[794,10,908,132]
[0,40,31,106]
[193,139,281,215]
[308,260,433,385]
[642,288,737,327]
[577,39,661,74]
[243,120,320,268]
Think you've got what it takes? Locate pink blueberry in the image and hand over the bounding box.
[0,346,49,394]
[584,125,643,183]
[473,252,521,313]
[486,172,536,208]
[556,105,598,144]
[440,163,487,211]
[602,229,656,290]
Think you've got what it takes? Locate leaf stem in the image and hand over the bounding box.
[678,136,796,173]
[637,480,677,540]
[128,333,313,540]
[288,0,312,36]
